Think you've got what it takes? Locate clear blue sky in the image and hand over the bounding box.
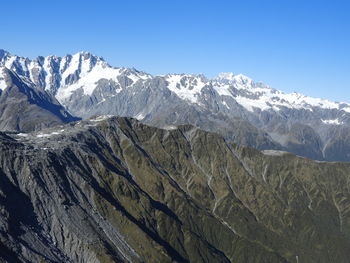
[1,0,350,102]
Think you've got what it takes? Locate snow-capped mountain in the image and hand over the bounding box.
[0,49,151,98]
[1,49,350,161]
[1,48,349,115]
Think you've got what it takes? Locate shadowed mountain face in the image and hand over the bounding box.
[1,49,350,161]
[1,116,350,262]
[0,67,78,132]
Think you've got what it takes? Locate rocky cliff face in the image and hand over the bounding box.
[0,67,78,132]
[1,116,350,262]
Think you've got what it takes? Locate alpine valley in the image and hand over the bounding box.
[1,50,350,263]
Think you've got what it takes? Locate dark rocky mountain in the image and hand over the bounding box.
[0,67,78,132]
[1,116,350,262]
[1,49,350,161]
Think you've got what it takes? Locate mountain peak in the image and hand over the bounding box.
[0,49,10,59]
[216,72,235,80]
[215,72,253,85]
[73,51,105,63]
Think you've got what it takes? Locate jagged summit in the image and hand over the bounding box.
[1,48,349,111]
[215,72,253,84]
[0,49,10,59]
[0,49,109,94]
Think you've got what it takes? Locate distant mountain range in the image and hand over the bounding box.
[1,49,350,161]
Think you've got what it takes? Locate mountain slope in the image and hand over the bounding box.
[1,116,350,262]
[0,67,78,132]
[1,49,350,161]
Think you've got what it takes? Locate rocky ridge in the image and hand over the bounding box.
[1,116,350,262]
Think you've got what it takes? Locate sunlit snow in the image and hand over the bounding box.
[166,74,206,104]
[321,119,343,125]
[2,50,350,116]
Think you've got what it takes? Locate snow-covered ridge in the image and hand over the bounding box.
[165,74,207,104]
[163,71,350,113]
[215,72,253,86]
[1,49,350,115]
[89,115,115,122]
[0,50,153,102]
[229,88,350,113]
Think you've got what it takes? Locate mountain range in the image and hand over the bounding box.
[1,49,350,262]
[1,49,350,161]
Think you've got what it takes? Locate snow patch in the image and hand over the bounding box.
[0,67,7,90]
[214,84,233,97]
[216,72,253,87]
[135,112,146,120]
[56,61,122,102]
[43,57,52,90]
[36,133,51,138]
[60,53,80,81]
[321,118,343,125]
[235,95,271,112]
[222,101,230,109]
[36,130,64,138]
[4,56,16,70]
[123,69,151,83]
[90,115,114,122]
[163,125,177,130]
[262,150,288,156]
[166,74,206,104]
